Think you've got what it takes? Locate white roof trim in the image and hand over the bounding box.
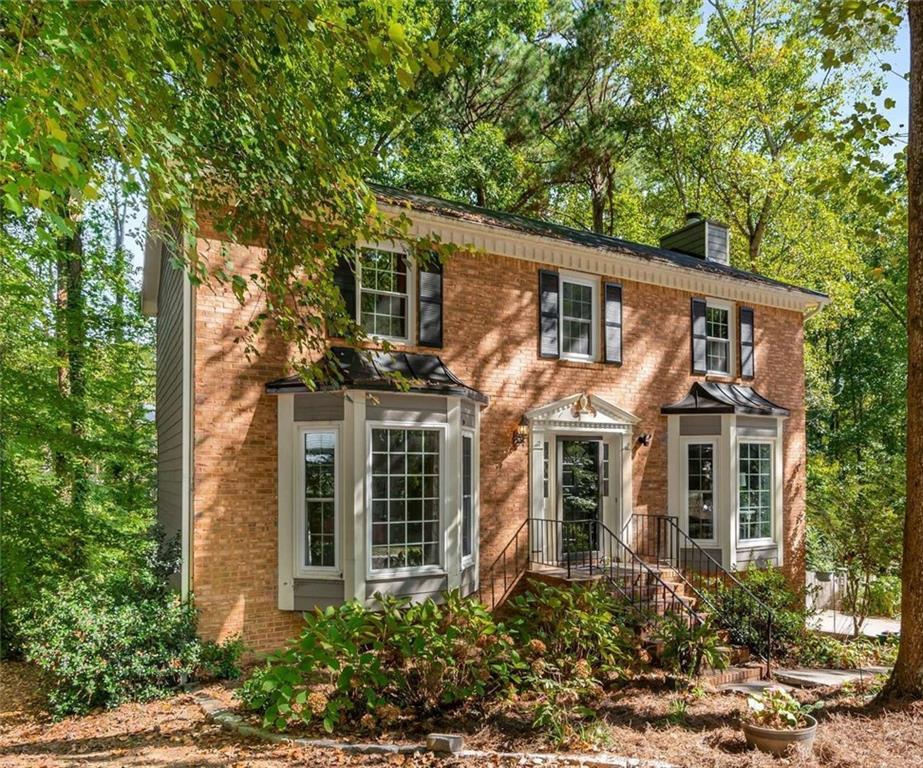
[379,204,829,314]
[525,393,640,433]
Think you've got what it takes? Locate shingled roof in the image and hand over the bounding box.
[371,183,827,301]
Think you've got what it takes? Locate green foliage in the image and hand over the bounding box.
[793,632,899,670]
[714,568,810,658]
[504,581,636,747]
[866,574,902,619]
[505,580,637,683]
[746,687,824,730]
[238,592,524,733]
[15,539,243,717]
[655,615,729,678]
[807,453,903,634]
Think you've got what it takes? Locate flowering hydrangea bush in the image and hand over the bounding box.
[238,591,524,732]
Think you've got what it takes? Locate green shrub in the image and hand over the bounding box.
[505,580,636,683]
[865,575,902,618]
[793,632,899,669]
[713,567,809,658]
[16,538,243,717]
[17,579,242,717]
[655,614,728,678]
[238,591,524,733]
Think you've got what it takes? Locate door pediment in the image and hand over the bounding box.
[525,393,639,433]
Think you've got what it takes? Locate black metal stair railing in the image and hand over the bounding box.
[631,514,774,676]
[478,517,702,630]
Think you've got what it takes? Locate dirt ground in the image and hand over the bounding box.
[3,661,923,768]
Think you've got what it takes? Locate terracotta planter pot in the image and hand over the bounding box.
[742,715,818,756]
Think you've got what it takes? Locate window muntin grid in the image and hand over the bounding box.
[686,442,715,541]
[738,442,772,541]
[370,427,441,571]
[705,305,730,374]
[359,249,408,339]
[561,279,593,357]
[303,431,337,568]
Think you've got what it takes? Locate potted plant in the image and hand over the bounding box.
[742,687,823,756]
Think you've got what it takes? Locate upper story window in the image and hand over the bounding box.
[539,270,621,365]
[561,276,596,360]
[358,249,410,341]
[705,303,731,374]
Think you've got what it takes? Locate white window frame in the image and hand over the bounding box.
[293,423,342,578]
[559,272,599,362]
[461,428,478,570]
[365,420,447,579]
[681,437,719,546]
[737,438,774,545]
[356,243,415,345]
[705,298,735,376]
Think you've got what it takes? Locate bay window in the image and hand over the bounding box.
[298,428,339,572]
[370,426,442,572]
[462,433,474,564]
[738,441,772,541]
[686,441,716,542]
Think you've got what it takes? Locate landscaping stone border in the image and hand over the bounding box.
[193,689,675,767]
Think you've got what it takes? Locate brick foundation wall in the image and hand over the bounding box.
[190,227,807,652]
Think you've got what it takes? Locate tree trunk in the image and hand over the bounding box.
[882,0,923,700]
[66,229,88,525]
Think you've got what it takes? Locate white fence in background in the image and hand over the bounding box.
[806,570,847,612]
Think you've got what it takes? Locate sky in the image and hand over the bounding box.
[126,8,914,277]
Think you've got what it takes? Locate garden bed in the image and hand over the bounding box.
[5,660,923,768]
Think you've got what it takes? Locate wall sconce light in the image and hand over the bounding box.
[512,419,529,448]
[637,433,653,447]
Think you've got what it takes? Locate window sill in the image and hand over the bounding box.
[367,567,447,581]
[461,557,475,571]
[737,538,776,550]
[295,569,343,580]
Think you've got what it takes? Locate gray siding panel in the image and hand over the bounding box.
[367,393,447,423]
[294,392,345,421]
[461,400,476,429]
[679,415,722,436]
[680,547,722,572]
[366,574,448,601]
[155,240,185,558]
[293,578,345,611]
[737,416,778,438]
[460,565,478,597]
[736,545,779,568]
[706,225,729,265]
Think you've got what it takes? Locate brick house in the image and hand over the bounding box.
[142,186,827,652]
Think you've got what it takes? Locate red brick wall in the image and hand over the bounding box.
[190,232,807,652]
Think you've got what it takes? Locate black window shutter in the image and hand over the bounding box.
[418,258,443,348]
[538,269,559,359]
[739,306,755,379]
[603,282,622,364]
[691,297,707,374]
[333,252,357,319]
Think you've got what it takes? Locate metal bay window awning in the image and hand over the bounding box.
[661,382,789,418]
[265,346,488,405]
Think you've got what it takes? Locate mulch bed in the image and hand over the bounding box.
[3,660,923,767]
